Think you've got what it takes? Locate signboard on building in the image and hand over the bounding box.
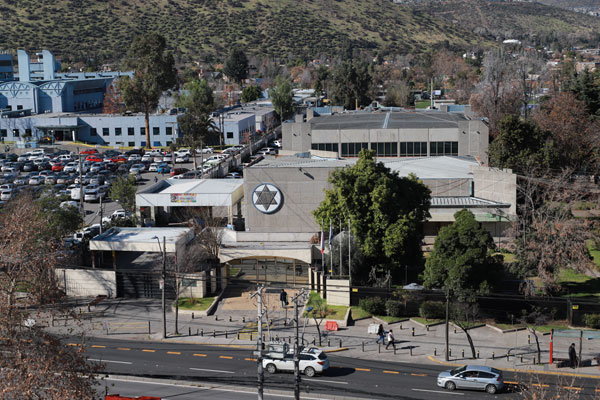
[170,193,197,203]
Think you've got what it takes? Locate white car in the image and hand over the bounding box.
[84,188,107,202]
[128,154,141,161]
[163,154,173,163]
[60,200,79,209]
[63,162,78,173]
[272,140,282,148]
[17,154,30,162]
[141,154,153,162]
[175,155,189,163]
[28,176,42,186]
[153,156,163,163]
[197,147,213,154]
[0,189,12,201]
[175,149,192,157]
[146,149,162,157]
[225,172,241,179]
[148,163,159,172]
[262,347,329,377]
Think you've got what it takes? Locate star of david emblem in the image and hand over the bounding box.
[252,183,283,214]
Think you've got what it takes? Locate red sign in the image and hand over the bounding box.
[325,321,339,331]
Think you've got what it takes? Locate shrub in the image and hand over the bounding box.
[385,299,405,317]
[584,313,600,329]
[358,297,385,315]
[419,301,445,320]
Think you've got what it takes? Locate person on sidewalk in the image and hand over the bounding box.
[386,329,396,351]
[280,289,288,308]
[376,324,385,344]
[569,343,577,368]
[154,176,158,183]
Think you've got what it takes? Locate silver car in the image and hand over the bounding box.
[437,365,504,394]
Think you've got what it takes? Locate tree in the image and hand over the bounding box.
[570,68,600,116]
[383,81,411,107]
[119,33,177,148]
[36,195,83,237]
[423,209,503,358]
[533,92,600,172]
[223,47,249,84]
[109,175,137,213]
[103,79,125,114]
[488,115,558,173]
[178,112,219,171]
[241,85,262,103]
[313,150,430,284]
[176,78,214,115]
[269,75,294,121]
[330,61,372,110]
[0,193,98,397]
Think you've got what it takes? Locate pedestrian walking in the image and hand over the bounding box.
[376,324,385,344]
[280,289,288,308]
[386,329,396,351]
[154,176,158,183]
[569,343,577,368]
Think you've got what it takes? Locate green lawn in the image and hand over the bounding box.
[304,292,348,320]
[558,268,600,297]
[177,297,215,311]
[415,100,430,109]
[350,306,372,320]
[532,323,570,333]
[375,315,406,323]
[412,317,444,326]
[587,240,600,269]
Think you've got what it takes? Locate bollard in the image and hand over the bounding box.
[262,334,265,342]
[528,334,531,344]
[394,346,397,355]
[379,343,381,353]
[328,338,331,347]
[225,331,228,339]
[477,350,480,359]
[492,352,495,360]
[192,312,194,319]
[339,339,342,348]
[269,319,272,325]
[434,348,437,356]
[520,354,523,363]
[362,341,365,352]
[250,332,253,341]
[237,332,240,340]
[213,330,216,338]
[229,316,232,322]
[196,328,199,335]
[215,315,218,321]
[411,327,415,337]
[426,325,429,332]
[51,315,54,327]
[275,335,279,341]
[410,347,413,356]
[201,328,204,336]
[148,321,151,335]
[400,323,402,330]
[313,337,316,345]
[462,349,464,358]
[242,316,245,323]
[506,353,509,361]
[188,327,191,336]
[533,356,536,364]
[449,348,452,357]
[284,320,287,326]
[454,327,456,334]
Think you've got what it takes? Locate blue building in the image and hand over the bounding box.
[0,52,14,82]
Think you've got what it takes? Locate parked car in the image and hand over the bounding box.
[262,347,329,377]
[129,163,146,174]
[153,156,163,163]
[80,148,99,155]
[170,167,189,176]
[156,164,170,174]
[110,155,128,163]
[128,154,142,162]
[0,189,13,201]
[225,172,241,179]
[197,147,213,154]
[141,154,153,162]
[163,153,173,163]
[28,176,42,186]
[148,163,160,172]
[175,149,192,157]
[437,365,504,394]
[86,155,103,163]
[175,154,189,163]
[125,148,145,156]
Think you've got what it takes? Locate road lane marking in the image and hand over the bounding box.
[190,367,235,374]
[142,349,155,353]
[505,381,519,384]
[383,370,399,374]
[412,388,464,395]
[193,353,207,357]
[245,358,257,361]
[411,373,428,377]
[355,368,371,372]
[304,378,348,385]
[117,347,130,351]
[88,358,132,365]
[533,384,550,388]
[67,343,80,346]
[564,386,582,391]
[167,351,181,355]
[91,345,105,348]
[220,356,233,359]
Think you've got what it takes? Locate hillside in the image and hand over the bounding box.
[410,0,600,45]
[537,0,600,8]
[0,0,487,65]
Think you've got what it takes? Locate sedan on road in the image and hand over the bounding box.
[263,347,329,377]
[437,365,504,394]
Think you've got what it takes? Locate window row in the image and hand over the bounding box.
[120,141,172,147]
[1,128,31,137]
[95,126,173,137]
[312,143,339,153]
[430,141,458,156]
[371,142,398,157]
[400,142,428,157]
[341,142,369,157]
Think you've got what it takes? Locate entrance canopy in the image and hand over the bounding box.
[90,227,194,253]
[136,179,244,208]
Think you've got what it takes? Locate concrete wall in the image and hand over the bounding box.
[423,178,471,197]
[326,278,350,306]
[56,268,117,298]
[178,271,207,298]
[471,166,517,216]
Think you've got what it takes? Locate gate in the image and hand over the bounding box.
[116,269,176,299]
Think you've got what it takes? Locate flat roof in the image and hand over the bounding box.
[309,111,469,130]
[431,196,510,208]
[252,156,478,179]
[136,179,244,207]
[90,227,194,253]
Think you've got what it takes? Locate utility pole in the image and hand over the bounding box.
[339,220,342,277]
[348,218,351,286]
[250,285,265,400]
[99,194,103,235]
[162,236,166,339]
[291,289,306,400]
[445,288,450,361]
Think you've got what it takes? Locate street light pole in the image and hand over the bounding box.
[153,235,167,339]
[445,288,450,361]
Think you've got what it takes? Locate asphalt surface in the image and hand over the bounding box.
[77,337,600,399]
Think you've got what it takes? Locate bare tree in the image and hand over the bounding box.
[451,302,479,359]
[519,306,551,364]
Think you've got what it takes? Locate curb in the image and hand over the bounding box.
[426,355,600,379]
[324,347,349,353]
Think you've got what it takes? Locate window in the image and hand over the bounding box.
[90,128,97,136]
[25,128,31,137]
[128,142,135,147]
[140,141,146,147]
[227,131,234,139]
[400,142,427,157]
[17,105,23,110]
[311,143,339,153]
[128,127,134,136]
[153,127,160,136]
[340,142,368,157]
[140,127,145,136]
[166,127,172,136]
[0,129,6,137]
[370,142,398,157]
[115,127,122,136]
[12,129,19,137]
[102,128,109,136]
[430,141,458,156]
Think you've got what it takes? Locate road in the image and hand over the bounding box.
[79,337,600,399]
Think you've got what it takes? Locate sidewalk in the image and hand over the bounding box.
[45,297,600,378]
